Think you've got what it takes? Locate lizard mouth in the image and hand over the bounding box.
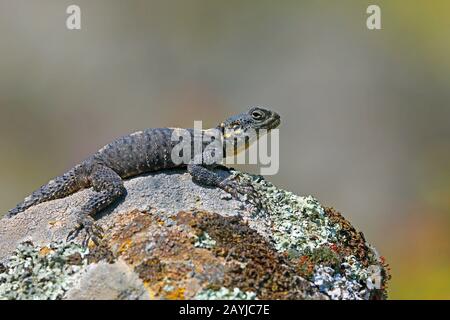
[265,113,281,130]
[270,117,281,129]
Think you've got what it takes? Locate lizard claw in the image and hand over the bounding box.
[219,177,262,209]
[67,214,104,247]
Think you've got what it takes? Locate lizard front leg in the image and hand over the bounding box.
[187,162,260,206]
[67,165,126,246]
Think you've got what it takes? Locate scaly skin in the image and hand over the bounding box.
[7,107,280,245]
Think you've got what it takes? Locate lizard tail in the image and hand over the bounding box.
[7,165,88,218]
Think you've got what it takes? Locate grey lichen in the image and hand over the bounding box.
[312,257,384,300]
[0,241,88,300]
[231,171,339,254]
[230,170,388,300]
[195,287,257,300]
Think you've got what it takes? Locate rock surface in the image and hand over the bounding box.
[0,169,390,300]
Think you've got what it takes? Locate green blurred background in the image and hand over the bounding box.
[0,0,449,299]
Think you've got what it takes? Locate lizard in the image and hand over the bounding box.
[6,107,280,245]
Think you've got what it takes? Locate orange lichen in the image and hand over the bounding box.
[93,209,323,299]
[117,238,133,255]
[190,210,321,299]
[165,287,186,300]
[324,207,372,266]
[38,247,52,256]
[297,255,315,278]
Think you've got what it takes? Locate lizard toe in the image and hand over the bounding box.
[219,178,262,209]
[66,222,83,242]
[68,214,103,247]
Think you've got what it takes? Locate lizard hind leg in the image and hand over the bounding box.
[7,165,88,218]
[67,165,125,246]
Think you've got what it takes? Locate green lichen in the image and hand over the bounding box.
[231,171,340,254]
[309,246,341,270]
[230,170,389,300]
[195,287,257,300]
[194,232,216,249]
[0,241,88,300]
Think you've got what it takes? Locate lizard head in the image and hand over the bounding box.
[217,107,281,154]
[218,107,280,133]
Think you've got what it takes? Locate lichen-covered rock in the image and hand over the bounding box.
[65,260,150,300]
[0,241,88,300]
[0,169,390,300]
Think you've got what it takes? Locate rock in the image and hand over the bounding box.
[65,260,150,300]
[0,169,390,300]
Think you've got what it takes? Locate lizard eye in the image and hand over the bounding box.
[251,110,264,120]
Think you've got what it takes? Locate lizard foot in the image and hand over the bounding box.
[219,177,262,209]
[67,214,104,247]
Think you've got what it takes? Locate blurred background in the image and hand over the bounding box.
[0,0,449,299]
